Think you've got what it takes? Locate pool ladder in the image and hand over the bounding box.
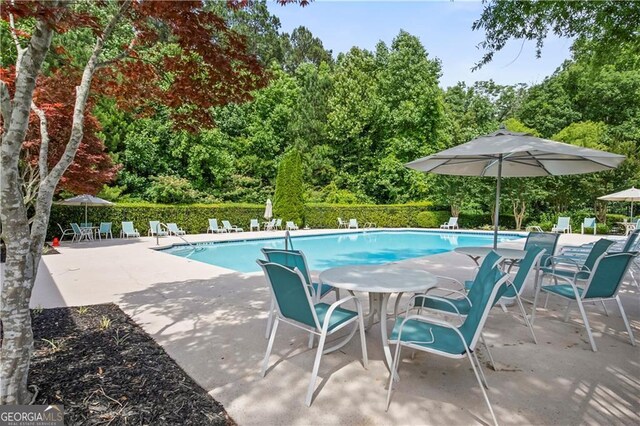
[156,222,200,251]
[284,230,294,250]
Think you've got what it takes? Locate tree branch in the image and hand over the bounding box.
[30,102,49,178]
[8,12,27,75]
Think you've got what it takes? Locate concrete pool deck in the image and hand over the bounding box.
[27,229,640,425]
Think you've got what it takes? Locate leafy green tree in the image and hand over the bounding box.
[274,149,305,224]
[281,26,333,72]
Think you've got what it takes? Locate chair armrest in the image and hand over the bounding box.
[434,275,465,291]
[393,313,466,347]
[320,295,362,332]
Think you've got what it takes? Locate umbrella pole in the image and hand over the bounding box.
[632,200,634,222]
[493,155,503,249]
[85,204,88,225]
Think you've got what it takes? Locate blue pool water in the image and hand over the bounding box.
[159,231,521,273]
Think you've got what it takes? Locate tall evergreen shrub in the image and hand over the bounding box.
[274,149,305,225]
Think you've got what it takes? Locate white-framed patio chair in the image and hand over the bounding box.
[97,222,113,240]
[70,222,93,242]
[348,219,358,229]
[120,221,140,238]
[222,220,243,232]
[257,260,367,407]
[385,266,508,425]
[581,217,596,235]
[167,223,186,236]
[57,223,75,242]
[551,216,572,233]
[440,217,459,229]
[148,220,168,237]
[337,217,348,228]
[250,219,260,232]
[274,218,283,230]
[263,219,276,231]
[532,251,637,352]
[207,218,225,233]
[286,221,299,231]
[262,248,339,339]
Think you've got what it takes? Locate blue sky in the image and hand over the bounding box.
[267,1,573,88]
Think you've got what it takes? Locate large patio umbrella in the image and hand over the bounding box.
[59,194,113,224]
[264,198,273,220]
[406,127,626,248]
[598,187,640,221]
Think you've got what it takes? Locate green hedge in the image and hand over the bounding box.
[303,203,444,229]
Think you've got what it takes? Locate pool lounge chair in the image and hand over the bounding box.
[532,251,637,352]
[440,217,459,229]
[286,221,299,231]
[581,218,596,235]
[207,219,225,233]
[222,220,243,232]
[551,216,572,233]
[120,221,140,238]
[57,223,75,242]
[263,219,276,231]
[386,266,508,425]
[348,219,358,229]
[337,217,348,229]
[148,221,168,237]
[167,223,186,236]
[274,218,282,230]
[97,222,113,240]
[250,219,260,232]
[257,260,367,407]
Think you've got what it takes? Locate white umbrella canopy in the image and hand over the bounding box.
[59,194,113,224]
[598,187,640,220]
[407,127,626,248]
[264,199,273,220]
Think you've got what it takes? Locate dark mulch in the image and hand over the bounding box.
[30,303,234,425]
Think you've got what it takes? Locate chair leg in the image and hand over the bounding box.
[615,295,636,346]
[305,329,328,406]
[544,293,550,309]
[575,298,597,352]
[600,300,610,316]
[563,300,572,322]
[480,333,496,372]
[385,341,404,411]
[466,350,498,426]
[515,292,537,344]
[471,350,489,389]
[358,310,369,368]
[308,333,315,349]
[531,279,542,325]
[261,318,279,377]
[265,297,275,339]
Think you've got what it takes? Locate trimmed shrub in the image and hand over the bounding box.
[416,211,450,228]
[303,203,440,229]
[274,149,305,225]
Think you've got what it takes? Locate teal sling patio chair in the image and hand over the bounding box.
[257,260,368,407]
[581,218,597,235]
[386,266,508,425]
[120,221,140,238]
[70,223,92,242]
[167,223,186,236]
[532,251,637,352]
[415,247,545,345]
[97,222,113,240]
[551,216,572,233]
[562,228,640,256]
[262,248,338,339]
[57,223,75,242]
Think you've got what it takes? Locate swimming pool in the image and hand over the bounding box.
[159,230,522,273]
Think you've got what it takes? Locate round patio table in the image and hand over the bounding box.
[319,264,437,370]
[454,246,527,267]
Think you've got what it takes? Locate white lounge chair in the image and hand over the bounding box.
[222,220,243,232]
[274,218,282,230]
[120,221,140,238]
[250,219,260,232]
[348,219,358,229]
[148,221,168,237]
[286,221,299,231]
[167,223,186,236]
[97,222,113,240]
[337,217,348,229]
[581,218,596,235]
[440,217,459,229]
[551,216,572,233]
[207,218,225,233]
[263,219,276,231]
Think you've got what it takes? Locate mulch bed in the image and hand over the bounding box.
[30,303,234,425]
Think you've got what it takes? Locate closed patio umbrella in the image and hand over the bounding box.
[406,126,625,248]
[264,199,273,220]
[598,187,640,221]
[59,194,113,225]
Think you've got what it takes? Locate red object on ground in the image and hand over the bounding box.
[52,237,60,247]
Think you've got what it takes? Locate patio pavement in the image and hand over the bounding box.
[28,229,640,425]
